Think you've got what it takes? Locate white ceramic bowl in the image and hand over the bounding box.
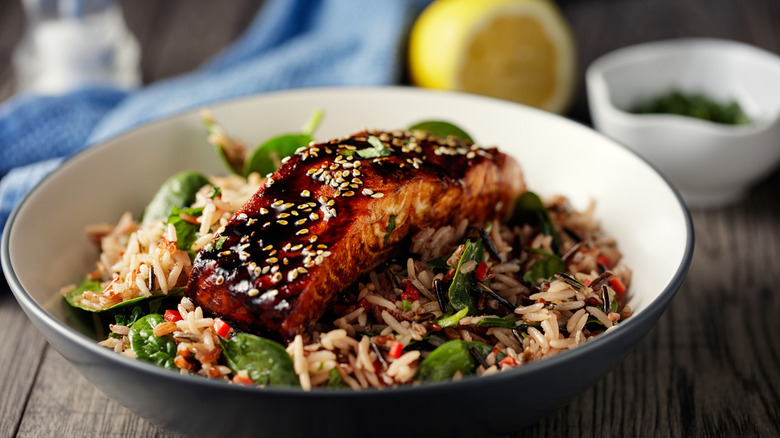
[586,38,780,208]
[2,87,693,437]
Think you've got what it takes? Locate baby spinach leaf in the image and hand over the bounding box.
[325,368,343,389]
[141,171,210,227]
[522,247,565,285]
[129,314,178,370]
[64,279,185,313]
[244,134,312,177]
[416,340,492,382]
[511,191,561,255]
[355,135,391,158]
[244,109,324,177]
[448,239,484,313]
[166,206,204,255]
[220,333,299,387]
[408,120,474,142]
[202,110,246,175]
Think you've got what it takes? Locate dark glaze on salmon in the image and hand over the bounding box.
[186,130,525,340]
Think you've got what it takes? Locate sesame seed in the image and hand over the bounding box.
[309,235,318,243]
[260,289,279,300]
[372,193,385,198]
[259,208,269,215]
[254,267,262,276]
[283,203,294,209]
[272,200,283,207]
[467,151,476,159]
[248,289,260,297]
[327,200,335,206]
[315,255,324,265]
[279,212,290,218]
[266,257,278,264]
[277,220,288,225]
[343,191,355,197]
[301,190,311,197]
[247,218,257,225]
[317,244,328,249]
[266,178,275,185]
[271,265,279,273]
[216,276,225,285]
[237,213,248,220]
[295,218,307,225]
[283,258,289,265]
[296,229,309,236]
[362,188,374,195]
[269,249,277,256]
[319,196,329,203]
[219,250,232,256]
[262,222,271,228]
[291,244,303,251]
[309,213,320,221]
[271,272,282,283]
[262,266,270,274]
[290,210,299,216]
[304,261,315,268]
[283,243,292,251]
[329,208,337,217]
[288,270,298,281]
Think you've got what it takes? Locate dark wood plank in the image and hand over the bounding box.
[0,0,23,102]
[0,280,49,438]
[16,345,181,438]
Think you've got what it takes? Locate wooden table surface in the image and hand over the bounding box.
[1,0,779,436]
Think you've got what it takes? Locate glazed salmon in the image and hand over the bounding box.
[186,130,525,340]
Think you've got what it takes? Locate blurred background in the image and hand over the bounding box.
[0,0,778,124]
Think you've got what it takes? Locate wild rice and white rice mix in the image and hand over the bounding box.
[62,122,632,391]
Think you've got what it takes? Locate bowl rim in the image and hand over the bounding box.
[585,37,780,136]
[1,85,695,398]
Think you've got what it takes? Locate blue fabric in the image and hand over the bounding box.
[0,0,431,230]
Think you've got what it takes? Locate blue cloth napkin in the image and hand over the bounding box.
[0,0,431,230]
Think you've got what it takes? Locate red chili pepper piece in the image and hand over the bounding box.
[498,355,517,367]
[389,341,404,359]
[358,298,372,310]
[475,261,488,282]
[164,309,182,322]
[401,281,419,302]
[213,318,232,337]
[582,279,592,287]
[609,277,627,294]
[597,254,612,269]
[232,375,254,386]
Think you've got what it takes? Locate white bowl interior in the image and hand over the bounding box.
[5,87,690,339]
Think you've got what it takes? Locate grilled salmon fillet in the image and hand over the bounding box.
[186,129,525,340]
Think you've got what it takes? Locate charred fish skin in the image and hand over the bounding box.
[186,130,525,340]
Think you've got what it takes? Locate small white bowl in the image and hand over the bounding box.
[586,38,780,208]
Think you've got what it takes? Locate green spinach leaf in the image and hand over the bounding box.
[129,314,178,370]
[448,239,484,312]
[383,214,396,245]
[141,171,210,227]
[220,333,299,387]
[522,247,565,285]
[354,135,392,159]
[244,109,323,177]
[408,120,474,142]
[416,340,492,382]
[511,191,561,255]
[166,206,204,256]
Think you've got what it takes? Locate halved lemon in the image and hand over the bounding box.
[408,0,577,114]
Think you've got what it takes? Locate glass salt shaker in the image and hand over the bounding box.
[12,0,141,94]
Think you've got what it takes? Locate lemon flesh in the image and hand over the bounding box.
[409,0,576,114]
